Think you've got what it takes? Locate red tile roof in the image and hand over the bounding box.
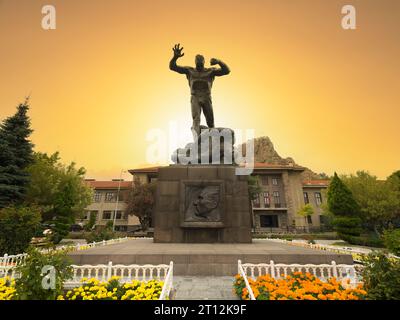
[85,180,132,189]
[251,162,305,170]
[128,166,162,174]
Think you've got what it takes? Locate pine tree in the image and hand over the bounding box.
[0,100,34,208]
[327,172,359,216]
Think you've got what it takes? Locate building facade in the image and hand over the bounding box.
[249,163,329,232]
[129,164,330,233]
[79,180,140,231]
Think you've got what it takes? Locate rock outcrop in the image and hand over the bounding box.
[240,136,323,180]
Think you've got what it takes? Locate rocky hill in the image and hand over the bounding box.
[240,136,325,180]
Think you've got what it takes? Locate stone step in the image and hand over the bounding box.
[172,276,239,300]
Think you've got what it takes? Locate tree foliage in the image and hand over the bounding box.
[0,100,34,208]
[248,175,262,201]
[25,152,92,243]
[341,171,400,234]
[297,204,315,218]
[0,206,41,255]
[361,252,400,300]
[327,172,359,216]
[126,178,156,231]
[297,204,315,232]
[382,229,400,256]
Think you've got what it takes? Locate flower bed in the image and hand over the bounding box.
[58,276,164,300]
[234,272,367,300]
[0,277,16,300]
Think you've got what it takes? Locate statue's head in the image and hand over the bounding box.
[193,186,220,218]
[195,54,205,70]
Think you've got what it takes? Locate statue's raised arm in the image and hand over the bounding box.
[169,44,189,75]
[210,58,230,77]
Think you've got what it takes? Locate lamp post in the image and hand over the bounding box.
[112,169,125,232]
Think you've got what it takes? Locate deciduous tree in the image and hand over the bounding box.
[25,152,92,243]
[126,178,156,231]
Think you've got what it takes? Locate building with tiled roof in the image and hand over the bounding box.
[79,179,139,232]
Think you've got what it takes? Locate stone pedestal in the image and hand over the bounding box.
[153,165,252,243]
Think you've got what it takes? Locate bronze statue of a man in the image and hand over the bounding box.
[169,44,230,137]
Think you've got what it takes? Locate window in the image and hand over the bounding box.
[272,178,279,186]
[83,211,89,220]
[115,211,126,220]
[261,176,268,185]
[315,192,322,206]
[273,191,281,207]
[263,192,270,208]
[105,192,117,202]
[102,211,113,220]
[93,192,102,202]
[307,215,313,224]
[115,225,127,232]
[303,192,309,204]
[260,215,279,228]
[252,195,260,208]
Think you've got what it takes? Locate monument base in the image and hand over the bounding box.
[153,165,252,243]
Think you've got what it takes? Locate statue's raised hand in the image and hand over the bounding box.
[173,44,184,58]
[210,58,219,66]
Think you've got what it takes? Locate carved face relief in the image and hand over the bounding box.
[184,185,221,222]
[193,186,219,218]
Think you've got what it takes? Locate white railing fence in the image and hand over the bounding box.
[0,253,27,278]
[238,259,256,300]
[67,261,174,300]
[1,259,174,300]
[238,260,361,300]
[0,253,27,268]
[42,236,130,254]
[66,261,172,287]
[0,237,130,267]
[264,238,400,263]
[159,261,174,300]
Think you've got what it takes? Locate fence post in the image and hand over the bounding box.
[107,261,113,279]
[2,254,8,267]
[332,261,338,278]
[270,260,275,278]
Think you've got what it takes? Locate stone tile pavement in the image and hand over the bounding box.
[172,276,239,300]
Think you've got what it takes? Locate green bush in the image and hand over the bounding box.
[361,251,400,300]
[84,211,97,231]
[341,234,384,248]
[85,222,116,243]
[0,206,41,255]
[383,229,400,256]
[332,216,362,238]
[64,231,88,239]
[14,247,73,300]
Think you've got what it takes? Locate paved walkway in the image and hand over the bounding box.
[173,276,238,300]
[68,238,353,276]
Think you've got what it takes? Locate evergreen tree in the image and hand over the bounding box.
[0,100,34,208]
[327,172,359,216]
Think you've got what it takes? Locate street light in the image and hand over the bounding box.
[112,169,126,232]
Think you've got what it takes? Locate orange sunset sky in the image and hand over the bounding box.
[0,0,399,180]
